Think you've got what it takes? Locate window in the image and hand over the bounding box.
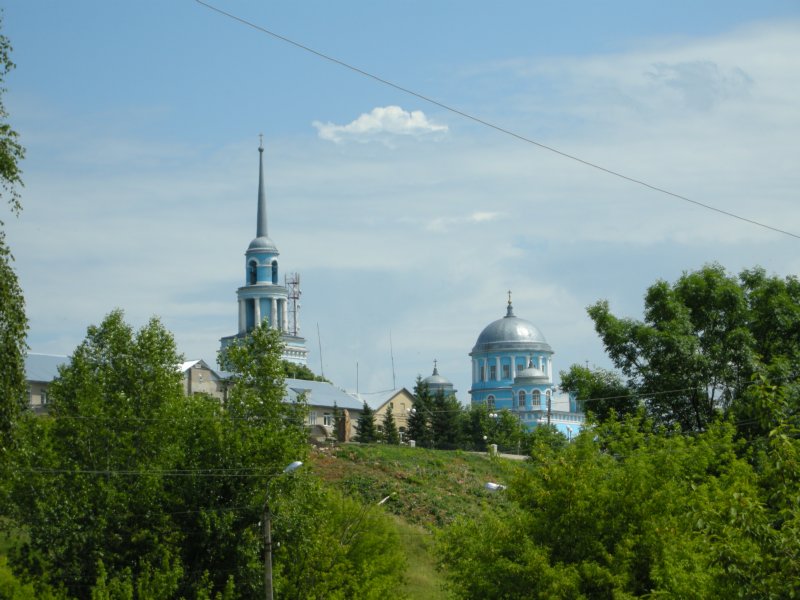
[502,364,510,379]
[532,390,541,406]
[489,365,497,380]
[518,390,526,409]
[400,403,406,413]
[271,260,278,284]
[309,411,317,425]
[323,412,333,426]
[487,395,495,410]
[248,261,257,285]
[41,390,48,405]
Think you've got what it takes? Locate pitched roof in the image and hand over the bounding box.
[284,378,362,410]
[358,388,415,412]
[24,353,68,383]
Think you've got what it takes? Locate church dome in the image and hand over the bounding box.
[423,365,451,387]
[421,361,457,397]
[472,301,552,354]
[247,235,278,253]
[514,362,548,383]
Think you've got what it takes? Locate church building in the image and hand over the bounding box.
[469,294,585,437]
[220,141,308,365]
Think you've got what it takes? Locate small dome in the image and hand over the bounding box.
[515,365,548,382]
[247,236,278,253]
[472,301,551,354]
[423,364,452,387]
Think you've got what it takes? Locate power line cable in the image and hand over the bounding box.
[193,0,800,240]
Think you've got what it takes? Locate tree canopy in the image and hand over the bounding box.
[559,363,634,423]
[0,15,26,447]
[587,264,800,431]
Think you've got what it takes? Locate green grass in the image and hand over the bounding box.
[394,517,449,600]
[312,443,523,529]
[310,443,528,599]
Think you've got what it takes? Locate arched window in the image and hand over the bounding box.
[271,260,278,284]
[487,395,495,410]
[518,390,526,409]
[532,390,541,406]
[248,261,257,285]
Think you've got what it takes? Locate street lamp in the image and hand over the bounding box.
[264,460,303,600]
[566,426,573,442]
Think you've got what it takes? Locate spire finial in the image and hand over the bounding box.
[505,290,515,317]
[256,136,267,238]
[432,359,439,376]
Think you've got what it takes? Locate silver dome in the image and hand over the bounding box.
[471,303,552,355]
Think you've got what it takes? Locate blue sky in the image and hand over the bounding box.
[4,1,800,402]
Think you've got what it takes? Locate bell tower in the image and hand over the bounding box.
[220,138,308,365]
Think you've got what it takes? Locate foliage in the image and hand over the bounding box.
[7,316,308,598]
[524,423,567,459]
[588,264,800,431]
[0,235,26,446]
[559,363,635,423]
[356,402,378,443]
[0,555,61,599]
[282,360,329,383]
[0,17,24,220]
[430,389,462,450]
[407,378,433,448]
[0,17,26,449]
[271,477,406,599]
[381,403,400,445]
[438,411,800,599]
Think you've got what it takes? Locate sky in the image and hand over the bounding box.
[3,1,800,404]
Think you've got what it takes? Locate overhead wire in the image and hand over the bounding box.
[193,0,800,240]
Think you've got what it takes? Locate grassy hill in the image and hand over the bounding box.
[309,443,528,599]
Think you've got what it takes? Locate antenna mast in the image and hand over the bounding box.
[389,330,396,389]
[285,272,301,336]
[316,322,325,379]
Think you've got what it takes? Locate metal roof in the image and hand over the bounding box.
[24,353,68,383]
[284,378,363,410]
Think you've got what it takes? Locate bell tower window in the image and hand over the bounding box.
[271,260,278,284]
[248,261,257,285]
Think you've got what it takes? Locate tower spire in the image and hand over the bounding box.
[256,135,268,238]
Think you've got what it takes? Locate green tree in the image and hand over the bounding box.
[439,417,784,599]
[523,423,567,459]
[9,311,187,596]
[381,403,400,445]
[272,477,406,599]
[431,389,461,450]
[8,316,309,598]
[282,360,329,382]
[586,264,798,431]
[408,377,433,448]
[0,17,26,446]
[559,363,634,423]
[356,402,378,443]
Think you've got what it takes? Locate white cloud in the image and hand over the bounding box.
[425,211,502,233]
[312,105,448,144]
